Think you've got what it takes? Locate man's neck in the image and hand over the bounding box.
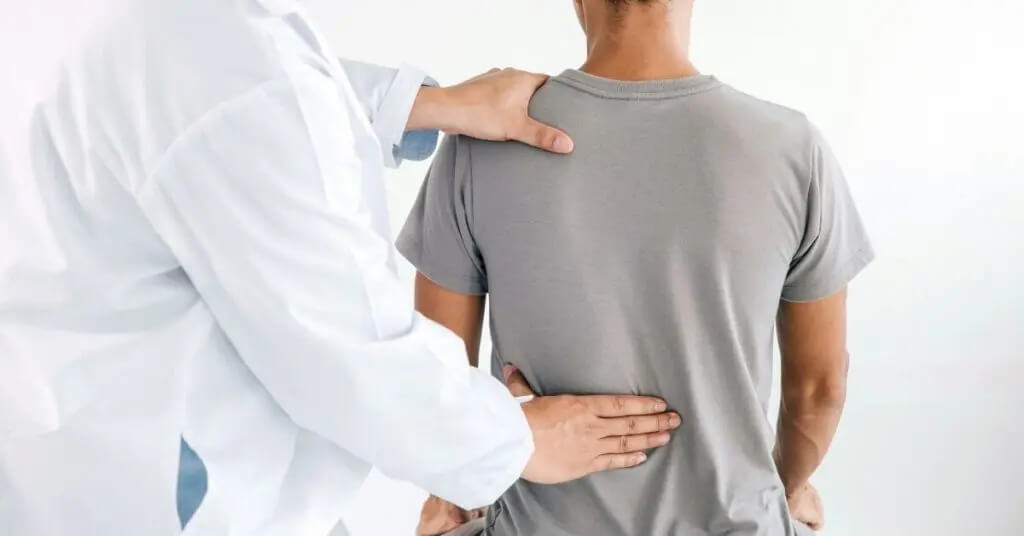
[580,14,697,81]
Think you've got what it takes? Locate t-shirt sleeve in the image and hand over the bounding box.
[397,135,487,295]
[782,126,875,302]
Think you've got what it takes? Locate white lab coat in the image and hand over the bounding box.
[0,0,532,534]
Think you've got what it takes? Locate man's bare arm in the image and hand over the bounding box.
[775,288,850,496]
[414,273,486,367]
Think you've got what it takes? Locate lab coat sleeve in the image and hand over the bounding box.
[135,69,532,509]
[341,59,440,168]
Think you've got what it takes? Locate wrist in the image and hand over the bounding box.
[773,445,802,497]
[786,481,810,502]
[408,86,461,133]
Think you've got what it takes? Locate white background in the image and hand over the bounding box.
[305,1,1024,535]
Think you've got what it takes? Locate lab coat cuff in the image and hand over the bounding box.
[377,64,439,168]
[452,391,535,510]
[481,413,534,506]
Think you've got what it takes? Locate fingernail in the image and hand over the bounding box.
[654,401,667,412]
[502,365,516,381]
[553,136,573,153]
[637,453,647,463]
[657,433,670,446]
[670,413,682,427]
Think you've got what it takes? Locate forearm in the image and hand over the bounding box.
[773,289,850,495]
[773,385,846,495]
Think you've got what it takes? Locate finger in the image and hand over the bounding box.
[599,412,682,436]
[600,431,671,454]
[582,394,668,417]
[793,506,823,532]
[501,364,517,384]
[502,365,536,397]
[808,486,824,530]
[589,451,648,474]
[512,118,574,154]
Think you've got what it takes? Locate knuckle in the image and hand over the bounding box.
[627,417,638,433]
[614,396,627,412]
[569,398,588,415]
[618,435,629,453]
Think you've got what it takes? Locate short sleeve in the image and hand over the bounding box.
[782,127,875,302]
[397,135,487,295]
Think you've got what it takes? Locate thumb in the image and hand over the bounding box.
[513,118,574,154]
[502,364,536,397]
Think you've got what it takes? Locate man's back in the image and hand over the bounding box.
[399,70,872,535]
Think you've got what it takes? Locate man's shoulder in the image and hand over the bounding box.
[707,84,818,144]
[714,85,808,121]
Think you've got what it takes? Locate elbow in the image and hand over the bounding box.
[783,381,847,416]
[783,355,849,413]
[802,379,847,413]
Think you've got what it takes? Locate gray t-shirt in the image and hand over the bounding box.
[398,70,873,536]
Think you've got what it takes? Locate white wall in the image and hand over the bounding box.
[306,1,1024,534]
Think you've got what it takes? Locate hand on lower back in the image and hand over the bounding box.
[503,365,683,484]
[788,482,825,531]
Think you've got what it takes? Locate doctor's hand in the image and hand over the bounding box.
[408,68,574,154]
[503,365,682,484]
